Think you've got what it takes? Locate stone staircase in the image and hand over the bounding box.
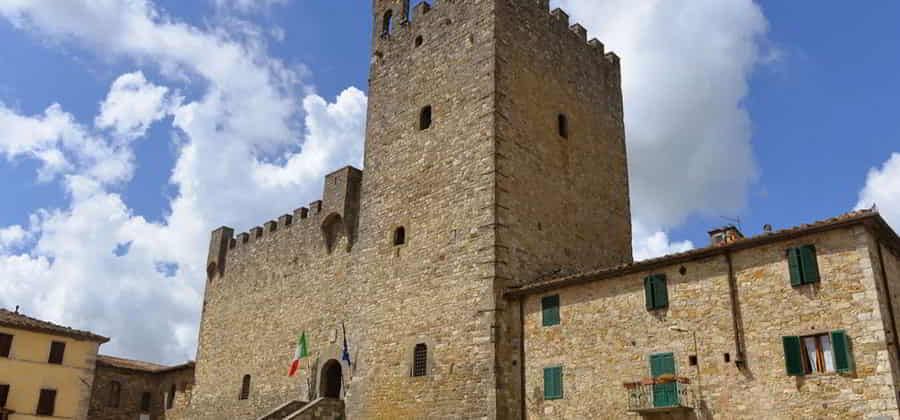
[258,398,345,420]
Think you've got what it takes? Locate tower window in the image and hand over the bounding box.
[393,227,407,246]
[412,343,428,377]
[419,106,432,130]
[239,375,251,400]
[415,35,424,47]
[382,10,393,38]
[558,114,569,138]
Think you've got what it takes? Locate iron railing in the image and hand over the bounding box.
[624,379,695,413]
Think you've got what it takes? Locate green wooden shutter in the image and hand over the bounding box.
[788,248,803,287]
[542,295,560,327]
[644,276,654,310]
[653,274,669,309]
[800,245,820,284]
[543,366,563,400]
[831,330,854,373]
[782,336,804,376]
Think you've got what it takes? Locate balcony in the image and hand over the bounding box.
[624,376,696,414]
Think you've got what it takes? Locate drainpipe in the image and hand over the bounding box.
[725,250,747,368]
[518,297,527,420]
[875,242,900,359]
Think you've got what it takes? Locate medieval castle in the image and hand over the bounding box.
[86,1,900,419]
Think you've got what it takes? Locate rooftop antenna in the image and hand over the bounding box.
[720,215,742,231]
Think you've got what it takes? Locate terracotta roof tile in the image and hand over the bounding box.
[97,354,194,373]
[507,209,898,297]
[0,308,109,343]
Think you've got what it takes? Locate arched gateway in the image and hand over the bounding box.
[320,359,342,399]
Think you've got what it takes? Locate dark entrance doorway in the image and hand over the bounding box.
[321,359,342,399]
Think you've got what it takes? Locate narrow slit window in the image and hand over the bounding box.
[558,114,569,138]
[412,343,428,377]
[239,375,251,400]
[419,106,433,130]
[382,10,394,37]
[394,227,406,246]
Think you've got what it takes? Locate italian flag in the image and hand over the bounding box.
[288,332,309,377]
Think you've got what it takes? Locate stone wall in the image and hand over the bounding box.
[492,1,633,416]
[184,1,635,418]
[89,364,194,420]
[521,226,900,419]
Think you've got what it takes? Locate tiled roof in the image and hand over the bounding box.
[507,209,899,298]
[0,309,109,343]
[97,354,194,373]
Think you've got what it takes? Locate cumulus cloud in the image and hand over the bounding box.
[0,1,364,363]
[212,0,289,14]
[856,153,900,230]
[96,71,180,140]
[555,0,770,258]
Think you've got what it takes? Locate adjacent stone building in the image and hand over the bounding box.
[88,356,194,420]
[172,1,900,419]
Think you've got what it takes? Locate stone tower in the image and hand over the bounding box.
[189,1,631,419]
[361,0,632,417]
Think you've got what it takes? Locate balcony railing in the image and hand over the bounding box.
[623,376,696,414]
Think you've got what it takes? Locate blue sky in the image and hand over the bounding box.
[0,1,897,363]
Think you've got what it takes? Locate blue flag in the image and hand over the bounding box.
[341,322,351,365]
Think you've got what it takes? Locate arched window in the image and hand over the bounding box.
[239,375,251,400]
[412,343,428,377]
[166,384,176,410]
[419,106,432,130]
[393,227,406,246]
[108,381,121,408]
[382,10,394,37]
[558,114,569,139]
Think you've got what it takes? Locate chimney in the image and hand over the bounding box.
[709,226,744,246]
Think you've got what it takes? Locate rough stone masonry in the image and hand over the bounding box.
[172,1,900,419]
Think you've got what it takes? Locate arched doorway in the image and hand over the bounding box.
[320,359,342,399]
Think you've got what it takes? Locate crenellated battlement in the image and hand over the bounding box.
[205,166,362,280]
[372,0,619,74]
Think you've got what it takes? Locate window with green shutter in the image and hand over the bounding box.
[644,274,668,310]
[831,330,854,373]
[542,295,560,327]
[782,336,804,376]
[783,331,854,376]
[543,366,563,400]
[788,245,820,286]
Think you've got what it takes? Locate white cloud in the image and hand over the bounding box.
[856,153,900,230]
[0,0,365,364]
[96,71,180,140]
[0,225,28,250]
[212,0,289,14]
[632,221,695,261]
[554,0,770,259]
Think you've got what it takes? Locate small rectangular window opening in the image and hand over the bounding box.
[0,333,11,358]
[37,389,57,416]
[412,343,428,377]
[723,353,731,363]
[48,341,65,365]
[558,114,569,138]
[419,106,433,130]
[689,355,698,366]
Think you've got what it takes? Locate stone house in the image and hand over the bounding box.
[508,210,900,419]
[88,355,194,420]
[169,1,900,419]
